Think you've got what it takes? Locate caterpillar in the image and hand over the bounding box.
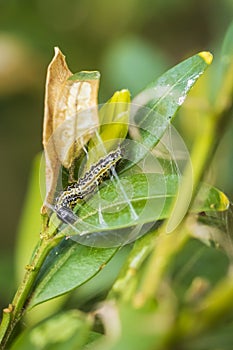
[54,146,123,224]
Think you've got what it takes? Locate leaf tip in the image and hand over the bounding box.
[198,51,213,65]
[117,89,131,102]
[110,89,131,103]
[219,191,230,211]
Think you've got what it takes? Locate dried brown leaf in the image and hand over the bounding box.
[42,47,100,212]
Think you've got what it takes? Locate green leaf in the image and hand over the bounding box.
[60,174,228,237]
[66,173,177,235]
[11,310,93,350]
[28,239,118,308]
[121,51,213,173]
[192,183,230,212]
[86,89,130,168]
[97,89,130,135]
[25,177,229,312]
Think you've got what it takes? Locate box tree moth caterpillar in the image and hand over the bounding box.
[55,146,122,224]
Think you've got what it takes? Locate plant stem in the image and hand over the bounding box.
[0,220,63,349]
[108,230,158,302]
[136,223,189,305]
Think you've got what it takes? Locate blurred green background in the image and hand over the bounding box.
[0,0,233,306]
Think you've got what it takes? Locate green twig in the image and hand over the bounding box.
[0,215,64,350]
[108,230,159,302]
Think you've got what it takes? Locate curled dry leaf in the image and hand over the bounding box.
[42,47,100,212]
